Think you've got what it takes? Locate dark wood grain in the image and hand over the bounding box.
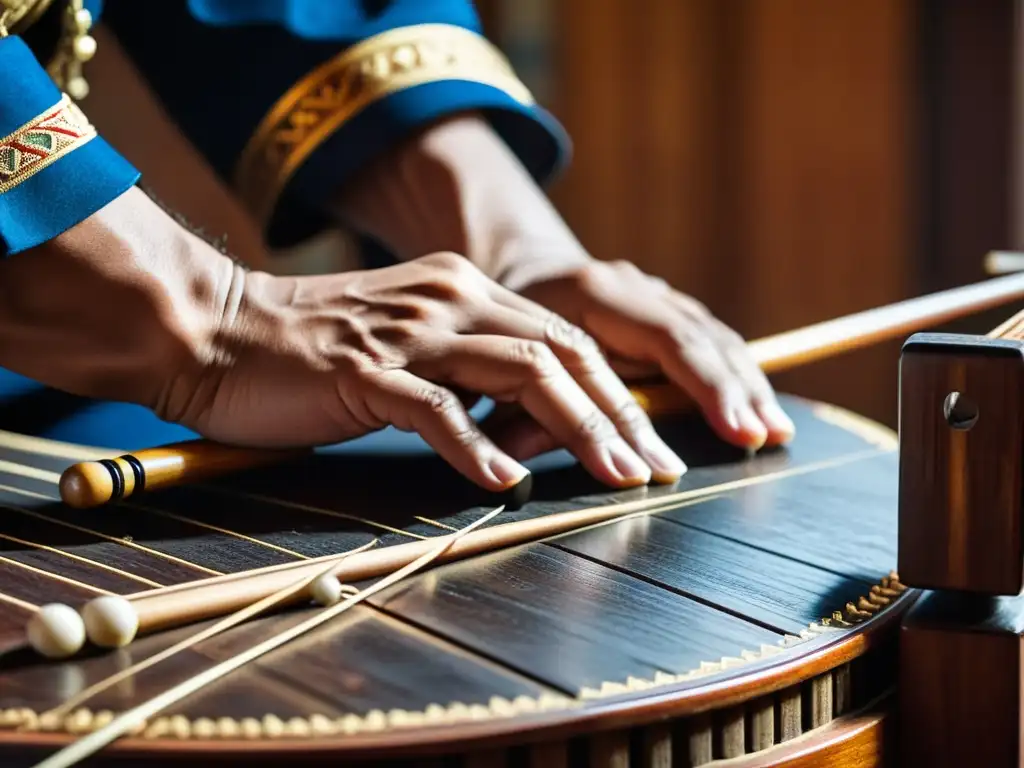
[368,543,782,691]
[557,516,870,634]
[657,453,898,583]
[213,397,884,536]
[0,507,202,587]
[898,333,1024,594]
[193,608,554,716]
[0,559,103,608]
[900,590,1024,767]
[0,395,907,765]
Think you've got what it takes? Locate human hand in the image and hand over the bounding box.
[501,257,795,456]
[330,113,792,456]
[0,189,684,493]
[160,252,686,492]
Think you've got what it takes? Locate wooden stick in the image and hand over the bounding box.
[33,509,503,768]
[984,250,1024,275]
[32,453,869,657]
[59,266,1024,509]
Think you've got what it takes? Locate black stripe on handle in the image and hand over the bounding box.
[97,459,124,501]
[120,454,145,494]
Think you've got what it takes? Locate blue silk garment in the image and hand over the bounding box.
[0,0,569,450]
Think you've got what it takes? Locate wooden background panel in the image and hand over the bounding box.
[728,0,916,427]
[484,0,923,427]
[548,0,728,310]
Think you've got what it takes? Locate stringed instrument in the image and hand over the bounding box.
[0,265,1023,767]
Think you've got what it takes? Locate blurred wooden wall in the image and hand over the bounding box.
[481,0,1018,428]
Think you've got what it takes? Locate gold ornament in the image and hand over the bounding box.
[0,0,58,38]
[46,0,96,99]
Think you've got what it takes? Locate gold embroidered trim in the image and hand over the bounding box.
[234,23,534,227]
[0,0,58,36]
[0,93,96,195]
[0,573,906,739]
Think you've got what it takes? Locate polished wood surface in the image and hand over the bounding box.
[897,332,1024,594]
[60,270,1024,509]
[900,591,1024,768]
[0,395,908,765]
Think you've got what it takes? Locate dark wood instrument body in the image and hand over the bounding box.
[0,395,909,766]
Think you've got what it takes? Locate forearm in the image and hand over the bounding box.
[0,187,233,409]
[82,26,272,271]
[332,113,591,288]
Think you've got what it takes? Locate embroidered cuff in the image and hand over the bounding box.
[234,23,566,242]
[0,36,138,256]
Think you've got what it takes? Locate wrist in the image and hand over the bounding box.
[332,113,590,283]
[0,187,237,409]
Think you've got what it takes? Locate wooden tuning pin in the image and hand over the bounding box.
[897,330,1024,767]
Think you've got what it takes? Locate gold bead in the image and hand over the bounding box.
[67,76,89,100]
[73,34,96,62]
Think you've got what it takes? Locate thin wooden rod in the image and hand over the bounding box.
[984,250,1024,275]
[58,266,1024,509]
[29,451,875,658]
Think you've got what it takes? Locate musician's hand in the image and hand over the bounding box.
[332,113,793,455]
[0,189,682,493]
[163,251,686,492]
[501,257,796,455]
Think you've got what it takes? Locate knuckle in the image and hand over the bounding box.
[660,322,701,351]
[576,409,618,442]
[413,386,462,419]
[608,259,640,275]
[717,325,747,349]
[544,314,601,359]
[613,399,652,433]
[423,251,464,271]
[435,251,481,279]
[510,340,561,378]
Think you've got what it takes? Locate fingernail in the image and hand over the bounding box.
[762,401,796,442]
[638,431,687,483]
[736,406,768,450]
[607,439,652,485]
[488,454,530,489]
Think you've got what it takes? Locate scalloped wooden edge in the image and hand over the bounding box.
[0,572,905,740]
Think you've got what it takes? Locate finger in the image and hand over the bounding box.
[648,328,770,450]
[414,334,654,488]
[707,319,795,446]
[362,369,528,492]
[470,298,685,482]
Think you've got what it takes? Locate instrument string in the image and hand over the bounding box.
[0,554,111,596]
[111,449,884,612]
[0,487,222,576]
[30,506,505,768]
[38,538,380,724]
[122,500,312,559]
[199,486,432,540]
[988,305,1024,339]
[0,532,163,588]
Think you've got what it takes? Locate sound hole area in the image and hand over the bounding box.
[0,396,906,765]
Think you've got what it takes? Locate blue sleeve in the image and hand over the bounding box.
[97,0,569,247]
[0,35,138,257]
